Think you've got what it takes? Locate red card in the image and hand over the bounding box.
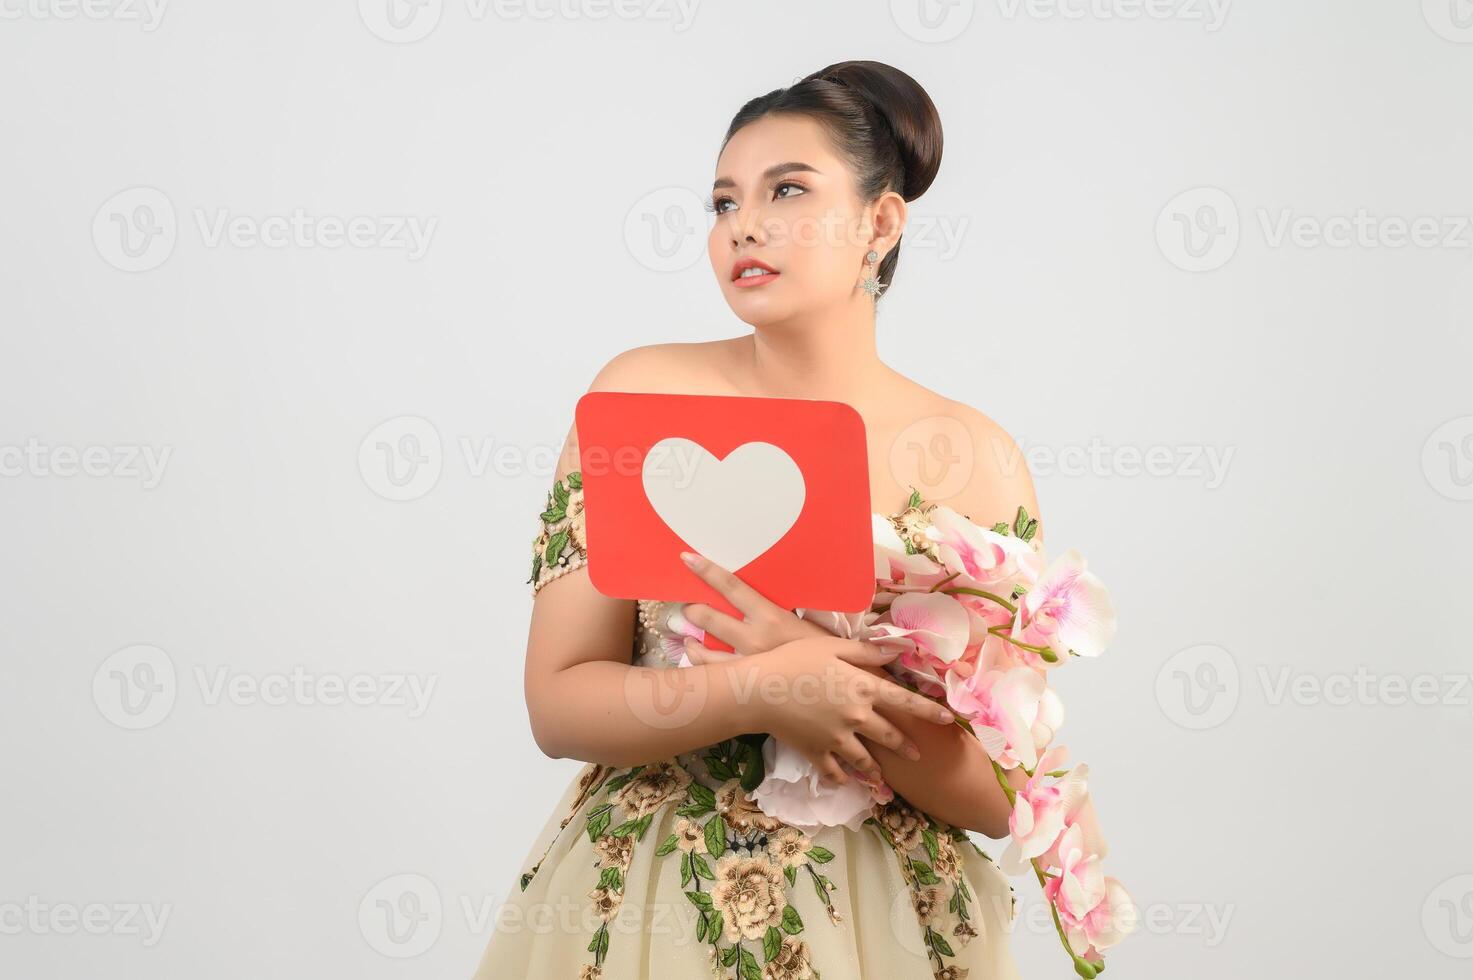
[574,391,874,650]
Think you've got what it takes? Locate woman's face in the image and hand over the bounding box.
[707,113,892,326]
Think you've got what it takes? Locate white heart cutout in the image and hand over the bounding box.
[641,438,807,572]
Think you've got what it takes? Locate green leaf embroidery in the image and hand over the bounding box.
[567,471,582,490]
[680,852,693,887]
[685,890,713,910]
[784,865,797,887]
[721,944,740,967]
[597,866,623,890]
[739,945,762,980]
[922,828,940,864]
[806,845,834,864]
[763,925,783,962]
[585,805,612,842]
[545,528,569,566]
[929,928,956,958]
[704,816,726,859]
[780,903,804,935]
[692,853,715,881]
[655,833,679,856]
[912,861,940,885]
[907,488,922,509]
[687,782,717,811]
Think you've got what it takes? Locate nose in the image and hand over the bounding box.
[728,202,766,248]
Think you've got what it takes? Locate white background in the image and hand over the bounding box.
[3,1,1472,977]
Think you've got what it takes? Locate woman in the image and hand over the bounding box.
[476,60,1039,979]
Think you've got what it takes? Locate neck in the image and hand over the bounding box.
[738,296,892,405]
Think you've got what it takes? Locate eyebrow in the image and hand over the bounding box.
[711,161,822,192]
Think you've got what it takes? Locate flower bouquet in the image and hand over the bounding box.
[745,494,1136,977]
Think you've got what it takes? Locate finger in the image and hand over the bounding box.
[833,639,902,667]
[833,733,882,777]
[856,714,922,762]
[681,635,740,665]
[866,675,956,725]
[680,551,773,618]
[681,602,757,652]
[815,751,849,787]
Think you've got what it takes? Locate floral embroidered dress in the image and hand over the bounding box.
[472,472,1022,980]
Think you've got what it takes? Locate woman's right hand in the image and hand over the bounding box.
[744,635,956,787]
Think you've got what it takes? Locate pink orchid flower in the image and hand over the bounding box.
[1043,824,1137,955]
[943,661,1049,771]
[1012,549,1116,664]
[1000,746,1089,874]
[926,505,1043,590]
[867,591,974,679]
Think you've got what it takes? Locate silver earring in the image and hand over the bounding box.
[859,249,885,300]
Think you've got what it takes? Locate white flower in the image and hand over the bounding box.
[748,737,876,833]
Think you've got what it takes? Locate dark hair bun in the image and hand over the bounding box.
[805,60,943,201]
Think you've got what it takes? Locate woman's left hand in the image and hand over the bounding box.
[677,550,831,662]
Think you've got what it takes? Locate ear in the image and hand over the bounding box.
[867,190,909,258]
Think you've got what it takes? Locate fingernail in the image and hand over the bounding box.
[679,551,701,568]
[904,744,921,761]
[938,708,954,723]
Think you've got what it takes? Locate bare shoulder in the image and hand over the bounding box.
[924,392,1042,538]
[588,339,731,393]
[551,341,731,482]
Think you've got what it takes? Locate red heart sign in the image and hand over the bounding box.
[574,391,875,650]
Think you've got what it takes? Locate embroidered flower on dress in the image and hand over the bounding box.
[673,816,708,854]
[715,779,784,834]
[593,834,633,871]
[587,885,622,923]
[763,935,816,980]
[709,854,786,942]
[767,826,814,869]
[609,761,691,818]
[874,798,928,852]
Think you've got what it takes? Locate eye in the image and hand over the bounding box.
[704,195,735,216]
[774,180,807,200]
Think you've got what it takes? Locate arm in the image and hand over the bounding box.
[524,352,764,767]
